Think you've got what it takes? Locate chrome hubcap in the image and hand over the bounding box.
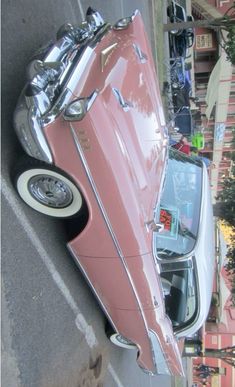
[28,174,73,208]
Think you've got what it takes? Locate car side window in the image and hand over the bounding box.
[160,266,197,330]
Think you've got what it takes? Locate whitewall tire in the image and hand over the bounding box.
[109,333,137,350]
[14,158,83,218]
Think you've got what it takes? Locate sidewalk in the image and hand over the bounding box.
[150,0,175,120]
[172,357,193,387]
[150,0,169,90]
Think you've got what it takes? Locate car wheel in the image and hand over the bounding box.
[171,82,179,90]
[13,157,84,218]
[109,332,137,349]
[105,323,137,349]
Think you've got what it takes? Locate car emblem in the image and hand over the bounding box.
[101,43,118,72]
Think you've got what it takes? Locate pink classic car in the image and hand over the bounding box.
[13,8,215,376]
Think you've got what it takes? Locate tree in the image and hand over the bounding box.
[164,2,235,64]
[230,278,235,307]
[226,245,235,273]
[214,177,235,227]
[225,243,235,306]
[200,346,235,368]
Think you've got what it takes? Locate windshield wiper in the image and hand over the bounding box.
[178,224,197,240]
[157,248,179,258]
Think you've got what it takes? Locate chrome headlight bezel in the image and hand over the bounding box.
[63,90,99,122]
[63,98,88,121]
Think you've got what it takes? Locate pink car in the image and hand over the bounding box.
[13,8,214,376]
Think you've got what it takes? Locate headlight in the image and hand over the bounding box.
[113,17,132,30]
[148,330,171,375]
[63,90,99,122]
[63,98,87,121]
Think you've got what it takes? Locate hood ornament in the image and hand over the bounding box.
[101,43,118,71]
[145,220,164,233]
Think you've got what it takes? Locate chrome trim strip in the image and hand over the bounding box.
[112,88,132,112]
[30,111,53,163]
[44,36,74,63]
[148,330,172,375]
[131,9,140,20]
[25,88,51,115]
[68,244,118,333]
[43,88,73,125]
[86,9,104,29]
[87,89,99,111]
[133,43,147,64]
[69,124,149,333]
[66,46,94,92]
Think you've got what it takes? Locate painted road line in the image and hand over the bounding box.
[2,176,125,386]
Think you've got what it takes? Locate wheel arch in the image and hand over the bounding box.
[12,155,90,222]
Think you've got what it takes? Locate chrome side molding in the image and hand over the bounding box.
[112,88,133,112]
[133,43,147,63]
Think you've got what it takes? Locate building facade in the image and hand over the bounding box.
[191,227,235,387]
[191,0,235,202]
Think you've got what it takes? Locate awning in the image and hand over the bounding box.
[205,50,232,119]
[192,0,223,20]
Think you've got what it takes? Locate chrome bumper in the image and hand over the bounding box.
[14,8,106,163]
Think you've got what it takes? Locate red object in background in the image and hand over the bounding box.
[172,140,190,155]
[160,209,172,231]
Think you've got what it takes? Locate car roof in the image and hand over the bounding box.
[195,164,215,321]
[177,163,215,337]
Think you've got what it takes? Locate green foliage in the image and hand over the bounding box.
[225,245,235,272]
[221,3,235,64]
[222,24,235,64]
[231,278,235,307]
[225,233,235,306]
[216,178,235,227]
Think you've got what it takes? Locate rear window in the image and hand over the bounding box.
[175,4,186,21]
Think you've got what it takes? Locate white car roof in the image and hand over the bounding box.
[178,163,215,338]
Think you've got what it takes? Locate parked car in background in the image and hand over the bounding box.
[173,107,193,137]
[13,7,214,377]
[170,28,195,58]
[170,57,186,90]
[167,0,187,31]
[172,69,192,117]
[167,1,195,58]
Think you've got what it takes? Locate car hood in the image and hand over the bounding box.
[66,13,168,256]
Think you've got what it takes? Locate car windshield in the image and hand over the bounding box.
[154,148,203,259]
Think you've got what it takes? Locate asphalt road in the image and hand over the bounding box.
[2,1,176,386]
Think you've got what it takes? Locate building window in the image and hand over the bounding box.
[223,142,234,148]
[196,34,213,49]
[212,335,218,345]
